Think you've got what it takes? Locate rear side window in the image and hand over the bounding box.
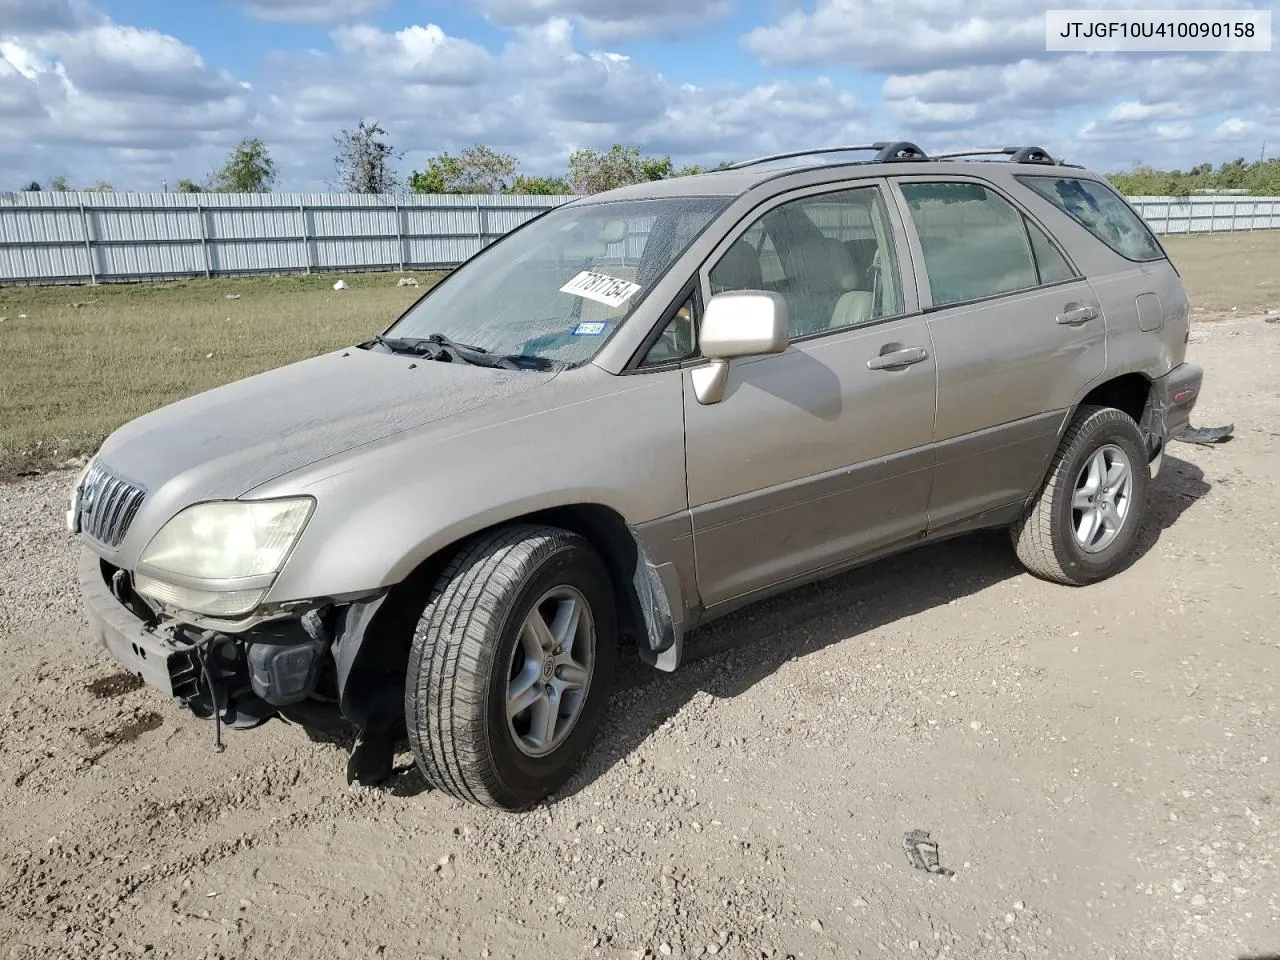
[1026,218,1077,284]
[1017,176,1164,262]
[900,181,1042,306]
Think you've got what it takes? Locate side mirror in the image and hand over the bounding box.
[692,291,789,405]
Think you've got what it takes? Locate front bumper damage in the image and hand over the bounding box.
[79,549,386,736]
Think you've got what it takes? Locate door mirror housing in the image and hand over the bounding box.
[692,291,790,405]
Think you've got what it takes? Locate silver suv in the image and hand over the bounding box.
[72,142,1203,809]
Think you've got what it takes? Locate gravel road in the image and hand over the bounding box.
[1,315,1277,960]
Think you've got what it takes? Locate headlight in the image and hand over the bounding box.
[135,498,314,617]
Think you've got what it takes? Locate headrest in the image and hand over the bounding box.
[710,238,763,292]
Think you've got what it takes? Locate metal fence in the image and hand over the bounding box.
[2,191,1278,285]
[0,192,573,285]
[1127,195,1280,235]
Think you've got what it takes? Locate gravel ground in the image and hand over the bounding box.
[1,315,1278,960]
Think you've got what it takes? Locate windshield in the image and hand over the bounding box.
[386,197,728,366]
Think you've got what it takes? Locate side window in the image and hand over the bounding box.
[1017,175,1164,262]
[1025,217,1077,284]
[640,295,697,367]
[900,181,1042,306]
[706,186,904,338]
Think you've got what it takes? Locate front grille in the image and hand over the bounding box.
[77,461,146,548]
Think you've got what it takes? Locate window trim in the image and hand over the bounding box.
[1014,173,1167,264]
[889,174,1087,312]
[624,280,704,373]
[693,177,921,344]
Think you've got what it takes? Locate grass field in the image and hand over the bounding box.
[0,272,441,477]
[1,231,1277,479]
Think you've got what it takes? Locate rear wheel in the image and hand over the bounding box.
[1011,405,1150,585]
[405,525,616,810]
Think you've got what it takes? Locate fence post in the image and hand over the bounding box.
[78,198,97,284]
[394,199,404,272]
[475,198,484,252]
[196,201,212,278]
[299,204,311,275]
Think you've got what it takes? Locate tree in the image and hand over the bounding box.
[334,119,400,194]
[23,180,41,191]
[83,180,114,193]
[48,176,71,191]
[408,145,518,194]
[568,145,711,193]
[568,145,645,194]
[506,174,573,195]
[175,178,204,193]
[639,155,674,181]
[209,137,277,193]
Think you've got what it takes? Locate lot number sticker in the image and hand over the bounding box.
[572,321,609,336]
[559,271,641,308]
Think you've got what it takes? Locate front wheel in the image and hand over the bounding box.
[1011,405,1150,585]
[405,525,616,810]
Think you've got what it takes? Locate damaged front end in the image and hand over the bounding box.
[79,550,399,777]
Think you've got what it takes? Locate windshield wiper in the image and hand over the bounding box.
[366,333,486,363]
[365,333,561,372]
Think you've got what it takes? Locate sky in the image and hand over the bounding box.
[0,0,1277,192]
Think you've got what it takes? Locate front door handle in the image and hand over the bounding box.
[867,346,928,371]
[1056,303,1098,325]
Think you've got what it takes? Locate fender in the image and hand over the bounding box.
[333,512,690,729]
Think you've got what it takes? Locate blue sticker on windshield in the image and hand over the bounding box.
[572,321,609,336]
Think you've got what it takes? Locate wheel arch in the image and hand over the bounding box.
[333,502,680,731]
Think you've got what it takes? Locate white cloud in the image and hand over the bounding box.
[0,12,254,188]
[2,0,1278,190]
[470,0,730,41]
[235,0,391,23]
[743,0,1045,73]
[0,0,103,34]
[1212,117,1262,141]
[330,24,491,84]
[1107,101,1193,123]
[248,18,872,187]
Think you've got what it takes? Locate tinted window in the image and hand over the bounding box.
[900,182,1040,306]
[1025,217,1077,284]
[707,186,903,338]
[1018,176,1164,262]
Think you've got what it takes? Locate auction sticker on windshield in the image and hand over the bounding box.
[559,271,642,308]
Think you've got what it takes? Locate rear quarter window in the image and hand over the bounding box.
[1016,175,1164,263]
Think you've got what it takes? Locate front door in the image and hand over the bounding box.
[680,181,938,609]
[890,177,1108,531]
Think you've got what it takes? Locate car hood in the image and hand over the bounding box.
[96,348,558,501]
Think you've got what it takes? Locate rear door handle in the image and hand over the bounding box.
[867,346,928,371]
[1056,304,1098,325]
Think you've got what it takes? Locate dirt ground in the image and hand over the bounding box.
[1,313,1278,960]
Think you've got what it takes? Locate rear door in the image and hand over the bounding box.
[889,176,1107,531]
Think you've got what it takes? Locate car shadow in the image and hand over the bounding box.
[556,452,1211,803]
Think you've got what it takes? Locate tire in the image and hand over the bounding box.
[1011,405,1150,586]
[405,525,616,810]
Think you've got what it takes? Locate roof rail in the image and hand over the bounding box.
[725,145,881,170]
[930,146,1057,165]
[725,141,930,170]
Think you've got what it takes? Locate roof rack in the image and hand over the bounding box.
[929,146,1057,165]
[725,141,928,170]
